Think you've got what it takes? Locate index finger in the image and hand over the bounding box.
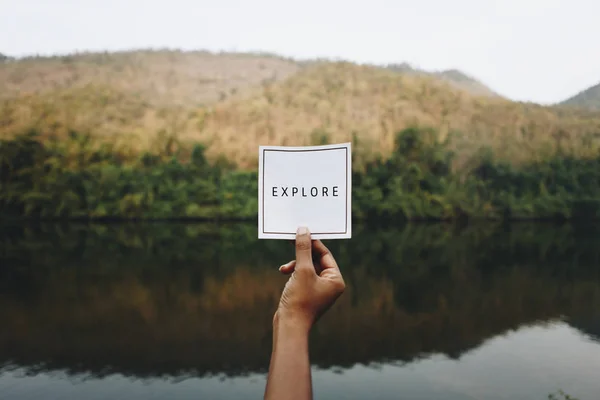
[312,240,339,271]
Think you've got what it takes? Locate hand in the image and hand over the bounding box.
[275,227,346,330]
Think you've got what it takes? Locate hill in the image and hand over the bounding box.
[0,50,301,106]
[0,50,497,105]
[2,50,600,170]
[195,62,600,168]
[560,81,600,110]
[386,63,498,97]
[0,50,301,149]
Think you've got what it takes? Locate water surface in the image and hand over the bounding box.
[1,222,599,399]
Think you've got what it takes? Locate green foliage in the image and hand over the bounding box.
[352,127,600,220]
[218,170,258,219]
[1,130,237,219]
[2,127,600,220]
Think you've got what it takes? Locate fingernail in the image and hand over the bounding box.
[297,226,309,235]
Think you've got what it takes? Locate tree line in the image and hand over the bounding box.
[2,127,600,220]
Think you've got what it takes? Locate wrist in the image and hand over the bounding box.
[273,309,313,335]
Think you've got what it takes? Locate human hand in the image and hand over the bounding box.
[275,227,346,331]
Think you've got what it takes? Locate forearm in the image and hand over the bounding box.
[264,313,312,400]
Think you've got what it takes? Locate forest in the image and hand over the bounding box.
[1,127,600,220]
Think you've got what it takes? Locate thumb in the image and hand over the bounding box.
[295,226,313,271]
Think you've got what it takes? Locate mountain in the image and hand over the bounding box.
[386,63,498,97]
[560,81,600,110]
[196,62,600,168]
[436,69,499,97]
[0,50,301,106]
[1,50,600,169]
[0,50,497,107]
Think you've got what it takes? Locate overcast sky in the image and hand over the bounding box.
[1,0,598,104]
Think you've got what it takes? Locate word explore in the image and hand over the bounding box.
[271,186,340,197]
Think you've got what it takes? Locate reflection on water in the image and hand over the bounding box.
[1,222,600,399]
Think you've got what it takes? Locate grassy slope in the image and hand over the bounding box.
[198,62,600,168]
[2,50,600,170]
[0,50,301,148]
[386,63,499,98]
[0,50,301,106]
[436,69,498,97]
[561,81,600,110]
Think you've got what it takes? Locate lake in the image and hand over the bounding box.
[1,222,599,399]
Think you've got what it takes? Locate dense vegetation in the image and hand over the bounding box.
[2,127,600,220]
[0,130,257,219]
[354,127,600,220]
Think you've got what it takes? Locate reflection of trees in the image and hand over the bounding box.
[568,318,600,342]
[1,222,600,378]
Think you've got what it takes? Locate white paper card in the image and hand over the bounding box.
[258,143,352,240]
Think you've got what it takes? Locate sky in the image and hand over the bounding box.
[1,0,599,104]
